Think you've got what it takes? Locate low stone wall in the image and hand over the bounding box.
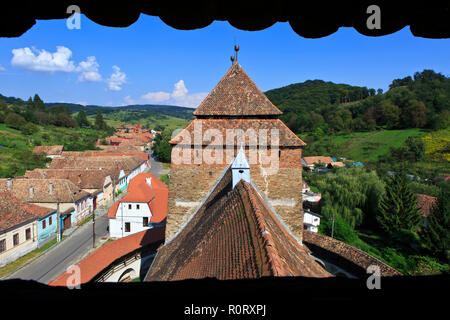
[303,231,402,277]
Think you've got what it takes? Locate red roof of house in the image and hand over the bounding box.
[108,173,168,223]
[0,191,54,232]
[303,156,333,165]
[48,227,165,286]
[92,153,149,162]
[193,63,282,117]
[416,194,437,218]
[33,145,63,156]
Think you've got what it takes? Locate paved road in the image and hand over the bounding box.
[147,151,169,178]
[6,152,168,284]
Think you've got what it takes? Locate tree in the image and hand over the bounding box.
[420,184,450,261]
[33,94,46,111]
[375,99,400,129]
[94,110,107,130]
[400,100,429,128]
[5,112,26,130]
[76,110,91,128]
[377,173,422,234]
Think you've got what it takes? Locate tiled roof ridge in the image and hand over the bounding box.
[239,181,286,276]
[193,63,283,117]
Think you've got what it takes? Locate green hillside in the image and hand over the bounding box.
[265,69,450,135]
[0,123,110,177]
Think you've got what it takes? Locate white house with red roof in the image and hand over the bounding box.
[108,173,168,238]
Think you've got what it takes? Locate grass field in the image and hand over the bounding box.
[326,129,426,162]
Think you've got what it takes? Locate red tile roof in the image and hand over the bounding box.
[91,153,149,162]
[193,63,282,117]
[33,145,63,156]
[416,194,438,218]
[48,227,165,286]
[0,191,53,233]
[169,119,306,147]
[303,156,333,165]
[0,178,90,204]
[145,170,330,281]
[25,168,119,190]
[108,173,168,223]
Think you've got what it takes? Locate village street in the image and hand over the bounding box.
[5,152,168,284]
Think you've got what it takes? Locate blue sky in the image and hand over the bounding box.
[0,14,449,108]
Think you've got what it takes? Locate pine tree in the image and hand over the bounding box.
[94,109,107,130]
[33,94,45,111]
[377,173,422,234]
[420,185,450,260]
[76,110,91,128]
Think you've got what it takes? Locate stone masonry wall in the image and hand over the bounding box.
[166,146,304,243]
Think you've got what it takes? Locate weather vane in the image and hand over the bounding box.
[231,41,239,65]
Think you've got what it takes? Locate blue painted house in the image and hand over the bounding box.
[32,206,57,246]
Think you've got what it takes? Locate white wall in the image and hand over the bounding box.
[109,201,153,238]
[303,212,320,233]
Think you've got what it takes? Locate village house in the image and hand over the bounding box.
[33,145,64,159]
[48,155,148,193]
[0,191,46,266]
[302,156,333,171]
[108,173,168,238]
[24,167,120,209]
[0,178,91,229]
[303,209,321,233]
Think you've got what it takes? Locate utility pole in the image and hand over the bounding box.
[92,205,95,248]
[113,176,116,203]
[56,200,61,242]
[331,213,335,238]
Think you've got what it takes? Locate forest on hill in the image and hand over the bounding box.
[265,69,450,135]
[44,102,195,120]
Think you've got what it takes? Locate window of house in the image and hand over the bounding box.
[25,228,31,240]
[0,239,6,253]
[143,217,149,227]
[125,222,131,232]
[42,220,46,229]
[13,233,19,246]
[49,216,52,225]
[128,204,132,210]
[136,204,140,210]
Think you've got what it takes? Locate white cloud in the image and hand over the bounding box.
[10,46,128,91]
[124,95,136,105]
[106,65,126,91]
[0,65,6,71]
[77,101,87,106]
[141,80,207,107]
[11,46,77,72]
[11,46,103,83]
[77,56,102,82]
[141,91,171,103]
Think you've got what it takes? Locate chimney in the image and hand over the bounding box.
[29,186,34,198]
[7,178,12,189]
[49,183,53,195]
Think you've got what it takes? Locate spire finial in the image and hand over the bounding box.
[234,43,239,63]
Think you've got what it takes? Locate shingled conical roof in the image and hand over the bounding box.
[193,63,283,117]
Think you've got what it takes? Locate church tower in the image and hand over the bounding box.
[167,59,306,243]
